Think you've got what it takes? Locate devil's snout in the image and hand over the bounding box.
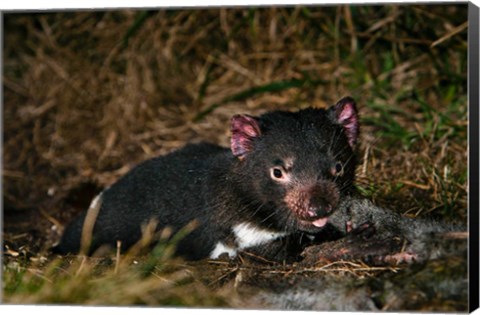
[284,181,340,221]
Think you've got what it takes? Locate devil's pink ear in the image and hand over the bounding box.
[331,96,359,148]
[230,114,262,158]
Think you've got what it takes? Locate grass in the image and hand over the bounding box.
[4,222,230,306]
[3,252,228,306]
[194,76,328,121]
[2,4,468,310]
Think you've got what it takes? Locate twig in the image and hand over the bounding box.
[365,11,401,34]
[39,208,63,229]
[431,21,468,48]
[343,5,357,54]
[399,180,430,190]
[209,266,239,286]
[75,256,88,277]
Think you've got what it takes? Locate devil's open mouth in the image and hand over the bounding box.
[311,217,329,227]
[298,216,329,230]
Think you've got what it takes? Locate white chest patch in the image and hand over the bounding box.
[209,222,288,259]
[233,222,287,250]
[210,242,237,259]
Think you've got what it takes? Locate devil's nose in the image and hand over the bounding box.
[307,204,333,218]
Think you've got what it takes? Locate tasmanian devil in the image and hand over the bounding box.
[53,96,360,261]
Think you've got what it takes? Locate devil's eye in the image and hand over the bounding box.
[272,168,283,179]
[335,162,343,173]
[331,162,344,177]
[270,159,293,182]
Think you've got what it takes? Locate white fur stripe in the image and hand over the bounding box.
[233,222,287,250]
[210,242,237,259]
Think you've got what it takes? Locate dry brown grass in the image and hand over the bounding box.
[4,5,468,224]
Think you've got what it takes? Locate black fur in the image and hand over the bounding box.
[53,97,360,261]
